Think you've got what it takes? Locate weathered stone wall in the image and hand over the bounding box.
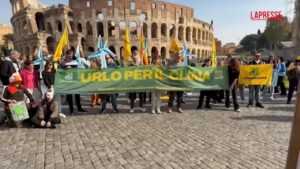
[11,0,214,59]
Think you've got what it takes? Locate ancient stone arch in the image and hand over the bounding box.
[131,46,138,56]
[55,20,63,32]
[192,49,196,55]
[69,21,75,33]
[151,22,158,38]
[186,27,191,41]
[161,24,167,37]
[192,28,196,40]
[197,49,201,58]
[161,47,167,58]
[77,23,82,32]
[198,29,201,40]
[46,36,55,54]
[151,47,158,57]
[143,23,148,38]
[169,24,176,37]
[97,22,104,36]
[35,12,45,31]
[86,21,93,35]
[108,21,115,37]
[178,26,184,41]
[88,47,95,52]
[179,16,184,24]
[130,21,138,36]
[46,22,52,34]
[109,46,116,55]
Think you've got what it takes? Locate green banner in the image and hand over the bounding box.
[54,66,229,94]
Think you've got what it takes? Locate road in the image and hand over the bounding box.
[0,92,294,169]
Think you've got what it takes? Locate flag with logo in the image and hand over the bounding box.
[53,27,69,62]
[140,30,148,65]
[211,39,217,67]
[239,64,273,85]
[123,28,131,61]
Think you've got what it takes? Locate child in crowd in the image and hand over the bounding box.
[20,60,41,104]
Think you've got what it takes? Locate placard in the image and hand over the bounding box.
[9,101,29,121]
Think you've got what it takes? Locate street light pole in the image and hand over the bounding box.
[286,0,300,168]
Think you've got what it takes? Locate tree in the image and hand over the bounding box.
[264,15,292,49]
[239,34,259,51]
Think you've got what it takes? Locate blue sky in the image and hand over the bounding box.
[1,0,286,45]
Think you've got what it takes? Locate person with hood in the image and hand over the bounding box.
[31,89,60,128]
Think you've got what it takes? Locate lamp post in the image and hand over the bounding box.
[286,0,300,168]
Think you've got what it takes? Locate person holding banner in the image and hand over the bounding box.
[129,51,146,113]
[287,57,300,104]
[0,73,37,127]
[60,49,86,114]
[151,56,162,114]
[167,53,185,114]
[247,53,264,108]
[100,55,119,114]
[197,59,213,109]
[225,58,240,112]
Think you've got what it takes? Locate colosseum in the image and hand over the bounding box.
[10,0,214,60]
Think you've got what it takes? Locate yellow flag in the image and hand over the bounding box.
[140,30,148,65]
[169,37,180,53]
[211,39,217,67]
[123,28,131,61]
[239,64,273,86]
[53,27,68,62]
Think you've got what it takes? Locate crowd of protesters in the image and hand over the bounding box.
[0,48,299,128]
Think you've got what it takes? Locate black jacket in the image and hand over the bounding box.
[0,60,17,85]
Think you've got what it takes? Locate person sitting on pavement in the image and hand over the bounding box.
[0,73,37,127]
[31,89,60,128]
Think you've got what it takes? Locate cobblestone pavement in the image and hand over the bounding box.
[0,93,294,169]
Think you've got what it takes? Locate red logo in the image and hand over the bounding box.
[250,11,286,21]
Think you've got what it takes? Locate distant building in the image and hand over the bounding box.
[0,24,14,49]
[214,38,221,55]
[222,42,237,55]
[10,0,214,59]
